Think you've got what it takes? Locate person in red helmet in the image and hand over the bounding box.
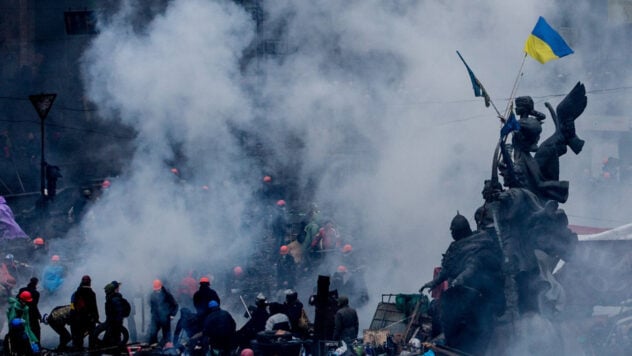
[42,255,65,295]
[193,276,220,317]
[17,278,42,341]
[7,289,39,351]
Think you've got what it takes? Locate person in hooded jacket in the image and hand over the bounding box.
[203,300,236,355]
[148,279,179,346]
[332,295,358,346]
[70,275,99,349]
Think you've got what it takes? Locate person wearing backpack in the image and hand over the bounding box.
[70,275,99,350]
[104,280,130,348]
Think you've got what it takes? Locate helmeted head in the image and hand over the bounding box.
[33,237,45,246]
[474,205,494,231]
[450,211,472,241]
[153,279,162,291]
[101,179,111,189]
[51,254,60,262]
[233,266,244,278]
[342,244,353,254]
[208,300,219,310]
[5,254,14,262]
[263,176,272,183]
[336,265,347,274]
[279,245,289,255]
[240,349,255,356]
[276,199,286,207]
[19,290,33,303]
[104,280,121,294]
[199,276,210,285]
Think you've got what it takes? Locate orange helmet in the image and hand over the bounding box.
[233,266,243,277]
[101,179,111,189]
[51,255,60,262]
[153,279,162,291]
[19,290,33,303]
[337,265,347,273]
[276,199,286,207]
[170,168,179,175]
[33,237,45,246]
[342,244,353,253]
[199,276,210,284]
[263,176,272,183]
[280,245,289,255]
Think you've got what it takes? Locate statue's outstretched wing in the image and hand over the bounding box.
[556,82,587,126]
[555,82,587,154]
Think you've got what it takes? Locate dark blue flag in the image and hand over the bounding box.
[456,51,491,107]
[500,112,521,137]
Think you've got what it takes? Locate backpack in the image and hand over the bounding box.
[121,297,131,318]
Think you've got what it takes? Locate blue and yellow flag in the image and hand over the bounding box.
[524,17,573,63]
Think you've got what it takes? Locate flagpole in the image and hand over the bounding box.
[503,53,528,118]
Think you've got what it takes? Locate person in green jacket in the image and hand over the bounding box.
[5,290,39,354]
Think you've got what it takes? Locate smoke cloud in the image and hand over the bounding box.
[46,0,630,351]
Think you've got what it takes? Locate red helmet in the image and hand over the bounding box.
[337,265,348,273]
[19,291,33,303]
[153,279,162,291]
[33,237,45,246]
[342,244,353,253]
[101,179,111,189]
[276,199,286,207]
[199,276,210,284]
[233,266,243,277]
[280,245,289,255]
[170,168,179,175]
[263,176,272,183]
[51,255,60,262]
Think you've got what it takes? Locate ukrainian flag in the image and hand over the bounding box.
[524,17,574,63]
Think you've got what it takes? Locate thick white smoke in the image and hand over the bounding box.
[61,0,627,352]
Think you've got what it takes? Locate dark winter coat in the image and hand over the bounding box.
[333,305,358,343]
[193,283,220,315]
[150,287,178,323]
[105,292,126,324]
[203,307,236,351]
[71,286,99,323]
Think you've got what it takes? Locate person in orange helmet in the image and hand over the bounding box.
[148,279,179,346]
[193,276,220,317]
[277,246,296,289]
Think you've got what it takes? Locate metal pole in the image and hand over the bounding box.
[40,118,45,197]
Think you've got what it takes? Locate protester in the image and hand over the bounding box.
[148,279,179,346]
[203,300,236,355]
[17,277,41,341]
[193,276,220,316]
[70,275,99,349]
[103,280,130,347]
[43,304,72,350]
[6,290,39,353]
[332,295,359,346]
[41,254,65,295]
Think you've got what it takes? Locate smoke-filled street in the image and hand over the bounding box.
[1,1,631,355]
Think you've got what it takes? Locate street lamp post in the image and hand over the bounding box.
[28,93,57,198]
